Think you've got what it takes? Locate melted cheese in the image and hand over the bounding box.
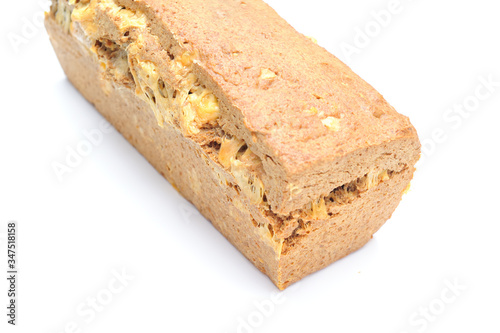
[231,159,265,205]
[219,138,266,204]
[364,169,390,191]
[68,0,220,134]
[311,197,328,220]
[219,137,245,169]
[54,0,72,32]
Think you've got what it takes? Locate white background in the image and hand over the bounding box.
[1,0,499,332]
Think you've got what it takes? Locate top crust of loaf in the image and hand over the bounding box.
[117,0,418,162]
[80,0,422,214]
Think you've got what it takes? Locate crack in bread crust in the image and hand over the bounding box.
[262,168,404,242]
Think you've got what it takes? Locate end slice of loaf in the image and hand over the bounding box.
[46,0,420,289]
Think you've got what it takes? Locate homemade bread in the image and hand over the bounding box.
[46,0,420,289]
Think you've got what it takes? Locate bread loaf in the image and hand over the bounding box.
[46,0,420,289]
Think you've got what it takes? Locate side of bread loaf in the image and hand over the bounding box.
[46,0,420,289]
